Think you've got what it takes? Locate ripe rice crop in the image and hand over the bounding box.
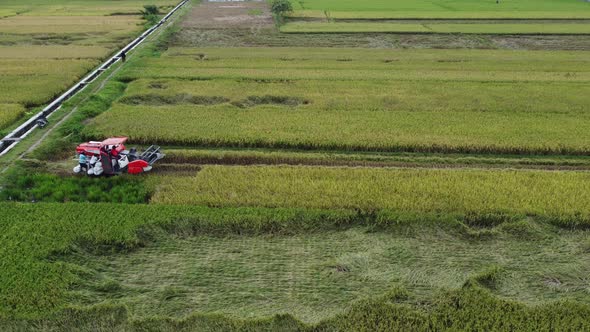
[0,104,24,130]
[0,45,110,59]
[94,47,590,155]
[0,59,97,106]
[288,0,590,19]
[1,0,177,16]
[0,0,178,129]
[151,165,590,225]
[0,15,141,34]
[87,103,590,155]
[120,47,590,83]
[124,78,590,113]
[281,22,590,35]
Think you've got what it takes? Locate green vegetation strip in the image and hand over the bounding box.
[151,166,590,227]
[0,168,149,203]
[281,22,590,34]
[63,221,590,323]
[289,0,590,19]
[87,104,590,155]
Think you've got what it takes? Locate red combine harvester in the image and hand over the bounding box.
[74,137,164,176]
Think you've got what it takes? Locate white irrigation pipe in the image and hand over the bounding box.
[0,0,189,157]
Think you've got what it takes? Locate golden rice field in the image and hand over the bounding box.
[0,104,25,130]
[88,103,590,154]
[0,59,97,106]
[123,78,589,113]
[0,16,142,34]
[87,47,590,155]
[288,0,590,19]
[121,47,590,83]
[151,165,590,218]
[281,22,590,35]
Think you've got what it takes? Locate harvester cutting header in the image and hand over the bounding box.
[74,137,164,176]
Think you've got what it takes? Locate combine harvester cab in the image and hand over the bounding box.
[74,137,164,176]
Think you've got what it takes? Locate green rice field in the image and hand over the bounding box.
[281,22,590,34]
[289,0,590,19]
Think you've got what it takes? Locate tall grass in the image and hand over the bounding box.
[5,285,590,331]
[0,167,149,203]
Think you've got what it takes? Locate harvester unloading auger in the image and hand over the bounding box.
[74,137,164,176]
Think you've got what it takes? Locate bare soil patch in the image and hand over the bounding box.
[181,1,273,29]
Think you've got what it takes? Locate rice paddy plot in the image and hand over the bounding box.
[150,165,590,222]
[0,16,142,34]
[0,0,177,16]
[87,104,590,155]
[290,0,590,19]
[281,22,590,35]
[0,0,177,130]
[0,59,97,106]
[122,78,590,113]
[120,47,590,83]
[0,104,25,130]
[164,148,590,169]
[100,47,590,155]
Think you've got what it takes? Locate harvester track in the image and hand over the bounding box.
[0,0,190,158]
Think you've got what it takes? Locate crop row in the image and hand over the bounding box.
[151,165,590,226]
[281,22,590,35]
[287,0,590,19]
[86,104,590,155]
[1,201,589,320]
[1,0,177,17]
[123,78,590,113]
[164,148,590,169]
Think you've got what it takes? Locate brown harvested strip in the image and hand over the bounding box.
[162,151,590,171]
